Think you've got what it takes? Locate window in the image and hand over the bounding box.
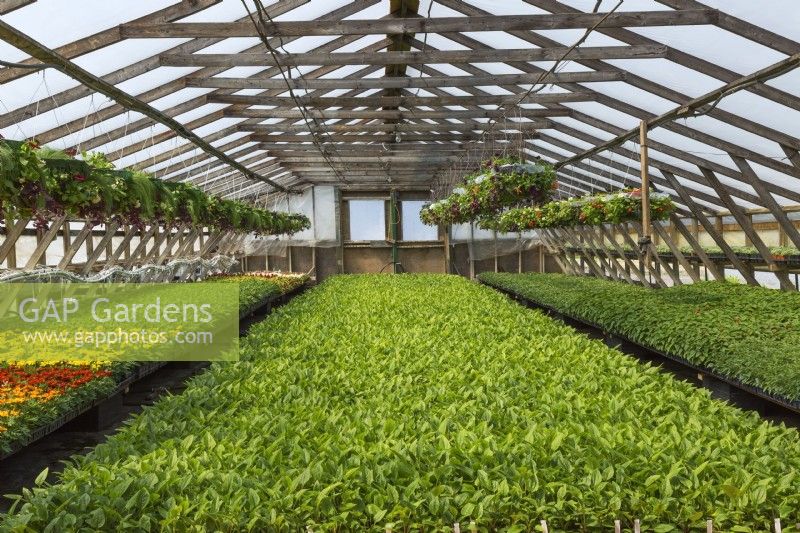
[348,200,386,241]
[401,201,439,241]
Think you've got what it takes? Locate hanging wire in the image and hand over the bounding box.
[474,0,625,153]
[41,73,73,145]
[74,93,95,154]
[241,0,350,186]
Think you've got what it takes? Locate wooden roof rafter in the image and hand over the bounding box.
[1,0,799,221]
[413,3,800,208]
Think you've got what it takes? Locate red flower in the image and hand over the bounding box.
[64,148,77,157]
[26,139,40,149]
[73,174,86,182]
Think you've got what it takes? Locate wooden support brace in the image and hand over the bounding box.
[106,225,139,268]
[615,223,667,287]
[557,227,607,279]
[82,223,119,274]
[699,166,794,290]
[58,222,93,270]
[126,225,157,266]
[23,216,65,269]
[662,170,759,285]
[731,155,800,251]
[651,220,700,282]
[631,221,682,286]
[668,213,724,281]
[598,224,648,284]
[0,218,29,266]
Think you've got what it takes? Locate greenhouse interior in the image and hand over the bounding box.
[0,0,800,530]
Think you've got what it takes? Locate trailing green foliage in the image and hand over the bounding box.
[4,275,800,531]
[420,156,557,226]
[484,189,675,233]
[479,273,800,401]
[0,140,309,235]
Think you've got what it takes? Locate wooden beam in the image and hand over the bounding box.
[145,44,389,180]
[122,10,719,38]
[161,45,667,67]
[567,110,784,206]
[538,126,728,211]
[730,156,800,251]
[661,170,759,285]
[597,224,648,283]
[0,218,29,265]
[630,220,682,285]
[239,121,548,134]
[657,0,798,56]
[0,0,221,84]
[0,20,293,193]
[268,153,479,163]
[435,1,800,202]
[256,142,488,151]
[651,220,700,283]
[250,133,536,142]
[23,216,66,270]
[615,223,668,287]
[187,71,623,90]
[207,92,595,107]
[0,0,35,15]
[781,145,800,169]
[11,0,371,173]
[225,108,569,120]
[668,213,724,281]
[699,166,795,290]
[557,51,800,169]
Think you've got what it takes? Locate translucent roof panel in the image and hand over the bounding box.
[0,0,797,214]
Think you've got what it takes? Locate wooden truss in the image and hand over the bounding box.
[1,0,800,288]
[0,218,246,275]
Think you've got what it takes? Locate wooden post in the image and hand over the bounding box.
[538,242,545,273]
[639,120,653,277]
[85,226,94,260]
[493,231,498,273]
[124,224,132,260]
[35,227,46,266]
[62,220,71,259]
[25,216,66,270]
[443,225,451,274]
[389,190,399,274]
[469,222,475,279]
[640,120,651,237]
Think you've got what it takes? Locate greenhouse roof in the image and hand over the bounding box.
[1,0,799,217]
